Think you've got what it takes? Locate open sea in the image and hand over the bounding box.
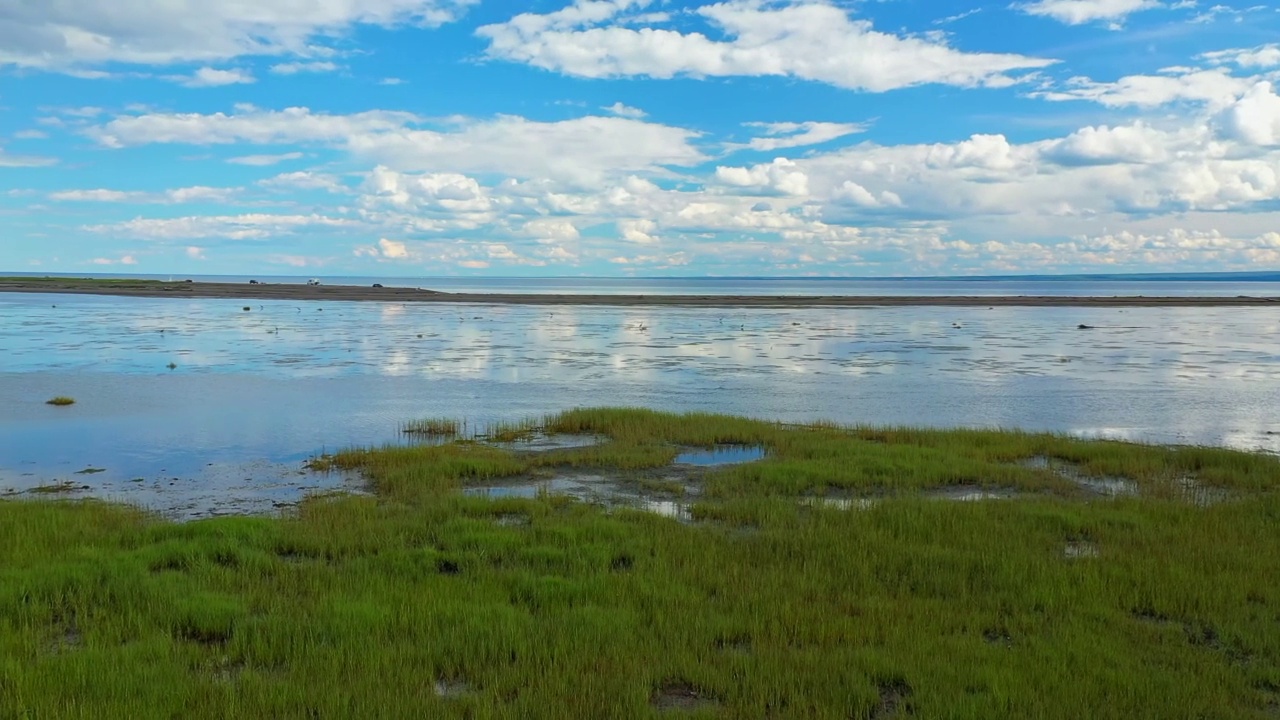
[2,273,1278,517]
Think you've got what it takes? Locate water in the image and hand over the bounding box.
[1,289,1278,516]
[675,446,767,466]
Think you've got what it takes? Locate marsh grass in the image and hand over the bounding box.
[4,408,1280,718]
[45,396,75,406]
[402,418,462,437]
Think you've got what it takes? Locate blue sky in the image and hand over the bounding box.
[2,0,1279,277]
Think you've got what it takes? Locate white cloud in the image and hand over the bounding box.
[716,158,810,196]
[51,189,140,202]
[603,102,646,118]
[478,0,1057,92]
[737,121,867,152]
[522,218,581,241]
[346,115,706,185]
[1034,68,1254,108]
[270,61,340,75]
[90,255,138,265]
[50,186,238,204]
[85,214,356,240]
[173,67,256,87]
[186,246,207,260]
[227,152,305,166]
[1017,0,1162,26]
[0,148,57,167]
[377,238,411,259]
[1201,45,1280,69]
[88,107,702,185]
[1043,122,1171,164]
[259,171,348,193]
[89,106,418,148]
[619,218,659,244]
[0,0,479,68]
[1217,82,1280,146]
[13,130,49,140]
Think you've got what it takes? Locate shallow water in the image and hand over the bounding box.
[2,292,1278,517]
[675,446,767,466]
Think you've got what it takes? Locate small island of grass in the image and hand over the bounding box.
[2,408,1278,718]
[45,396,76,406]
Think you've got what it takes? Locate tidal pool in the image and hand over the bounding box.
[1,292,1278,517]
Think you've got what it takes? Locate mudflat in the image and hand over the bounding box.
[2,277,1279,306]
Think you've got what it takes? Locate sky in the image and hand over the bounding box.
[2,0,1279,277]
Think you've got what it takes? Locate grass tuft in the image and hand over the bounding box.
[402,418,461,437]
[46,396,76,406]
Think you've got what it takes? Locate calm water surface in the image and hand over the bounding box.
[2,292,1277,517]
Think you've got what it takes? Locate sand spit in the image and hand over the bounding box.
[2,278,1279,307]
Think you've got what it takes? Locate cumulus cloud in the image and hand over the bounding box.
[602,102,646,118]
[716,158,810,196]
[1042,122,1171,165]
[0,0,479,68]
[377,238,410,259]
[478,0,1056,92]
[619,218,659,244]
[1217,82,1280,147]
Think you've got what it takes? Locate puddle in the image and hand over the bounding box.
[434,679,470,699]
[463,472,697,521]
[1173,477,1232,507]
[464,477,590,500]
[1064,541,1100,559]
[928,486,1018,502]
[638,499,692,521]
[487,433,604,453]
[674,445,766,466]
[651,680,718,713]
[1021,456,1139,497]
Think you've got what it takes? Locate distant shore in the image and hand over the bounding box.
[2,277,1278,307]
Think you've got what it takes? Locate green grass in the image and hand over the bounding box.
[45,396,76,406]
[3,408,1280,719]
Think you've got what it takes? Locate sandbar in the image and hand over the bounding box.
[1,277,1278,307]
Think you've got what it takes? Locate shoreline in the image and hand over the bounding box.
[2,277,1279,307]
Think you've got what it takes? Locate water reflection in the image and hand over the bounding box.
[675,446,767,466]
[1,292,1278,517]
